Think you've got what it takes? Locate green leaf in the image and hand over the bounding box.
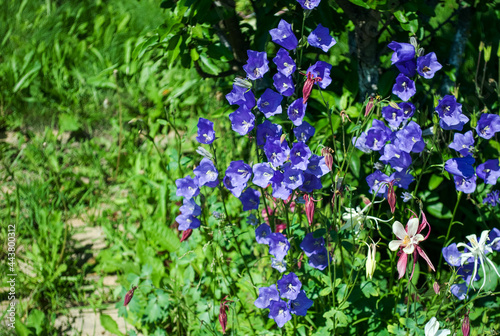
[428,174,444,191]
[100,314,124,336]
[26,309,45,335]
[360,281,379,298]
[58,113,81,133]
[394,10,408,23]
[350,153,361,178]
[199,54,220,75]
[319,287,332,296]
[426,202,452,219]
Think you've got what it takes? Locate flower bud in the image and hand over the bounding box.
[462,311,470,336]
[386,181,396,214]
[124,286,138,306]
[365,242,377,280]
[321,147,333,171]
[433,281,440,295]
[180,229,193,242]
[304,194,315,226]
[365,97,374,117]
[219,296,232,334]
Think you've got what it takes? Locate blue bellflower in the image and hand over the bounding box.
[268,232,290,261]
[269,20,298,50]
[273,72,295,96]
[484,190,500,206]
[252,162,275,188]
[179,198,201,217]
[296,0,321,10]
[290,142,312,170]
[268,300,292,328]
[196,118,216,145]
[287,98,307,126]
[417,52,442,79]
[193,158,219,188]
[257,89,283,118]
[476,159,500,185]
[388,41,416,77]
[239,187,261,211]
[243,50,269,80]
[277,272,302,300]
[256,120,282,147]
[254,284,279,308]
[229,106,255,135]
[307,61,332,89]
[273,48,296,76]
[225,85,256,109]
[289,290,313,316]
[476,113,500,139]
[307,24,336,52]
[264,137,290,168]
[255,224,272,245]
[294,121,315,143]
[449,131,475,157]
[176,176,199,199]
[435,95,469,131]
[392,73,416,101]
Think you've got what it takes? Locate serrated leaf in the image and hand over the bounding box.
[361,281,379,298]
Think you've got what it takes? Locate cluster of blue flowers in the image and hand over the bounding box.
[353,41,500,202]
[442,228,500,299]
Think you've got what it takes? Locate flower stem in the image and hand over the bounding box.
[437,191,462,278]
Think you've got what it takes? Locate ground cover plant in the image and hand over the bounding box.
[1,0,500,335]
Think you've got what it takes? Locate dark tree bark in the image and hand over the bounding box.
[336,0,382,100]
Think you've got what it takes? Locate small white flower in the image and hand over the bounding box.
[388,218,424,254]
[424,317,450,336]
[341,203,391,234]
[364,240,378,280]
[456,230,500,291]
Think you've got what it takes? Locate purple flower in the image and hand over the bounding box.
[176,214,201,230]
[254,284,279,309]
[264,137,290,168]
[179,198,201,216]
[196,118,216,145]
[399,102,415,119]
[457,263,480,285]
[225,85,256,109]
[271,258,287,273]
[450,283,468,300]
[453,174,477,194]
[476,113,500,139]
[283,165,304,190]
[417,52,442,79]
[268,232,290,261]
[273,48,296,76]
[444,156,475,178]
[255,224,272,245]
[476,159,500,185]
[365,119,392,151]
[305,155,329,178]
[392,73,416,101]
[290,142,312,170]
[277,272,302,300]
[298,173,322,193]
[382,105,405,130]
[366,170,391,197]
[294,121,315,143]
[252,162,275,188]
[289,290,313,316]
[223,175,246,197]
[394,121,425,153]
[229,106,255,135]
[308,247,330,270]
[307,61,332,89]
[449,131,474,157]
[247,214,258,226]
[296,0,321,10]
[225,160,252,186]
[392,171,414,189]
[239,187,261,211]
[379,144,412,172]
[270,20,298,50]
[176,176,199,199]
[243,50,269,80]
[273,73,295,96]
[287,98,307,126]
[268,300,292,328]
[388,41,415,64]
[401,192,413,202]
[442,243,462,267]
[307,24,336,52]
[256,120,282,147]
[484,190,500,207]
[352,132,372,153]
[271,171,293,199]
[489,228,500,250]
[194,158,219,188]
[300,232,325,257]
[257,89,283,118]
[436,95,469,131]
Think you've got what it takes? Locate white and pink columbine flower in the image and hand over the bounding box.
[389,210,435,279]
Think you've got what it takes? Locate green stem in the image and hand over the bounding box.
[437,191,462,277]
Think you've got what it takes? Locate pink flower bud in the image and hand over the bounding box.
[433,281,440,295]
[386,181,396,214]
[462,311,470,336]
[297,254,304,269]
[123,286,138,306]
[302,72,321,104]
[321,147,333,171]
[365,97,374,116]
[180,229,193,242]
[304,194,315,226]
[219,296,232,334]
